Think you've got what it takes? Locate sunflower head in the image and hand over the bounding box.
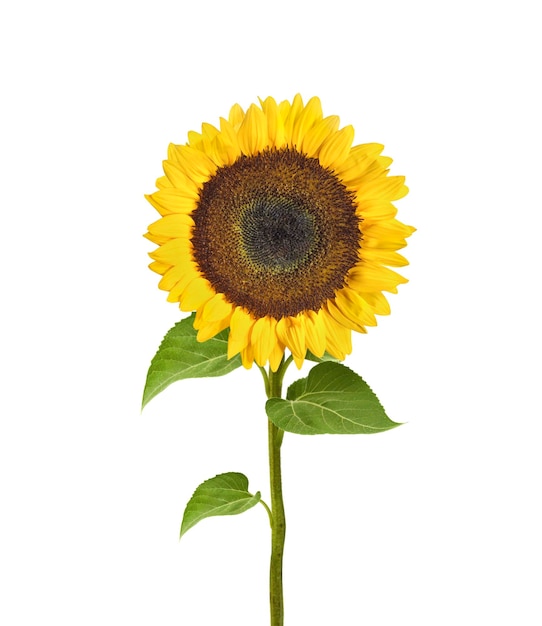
[145,95,414,371]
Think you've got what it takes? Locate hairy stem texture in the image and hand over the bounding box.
[267,364,288,626]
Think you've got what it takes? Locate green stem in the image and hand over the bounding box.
[266,358,290,626]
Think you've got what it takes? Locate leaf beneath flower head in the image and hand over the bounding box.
[266,362,401,435]
[142,314,241,409]
[180,473,261,538]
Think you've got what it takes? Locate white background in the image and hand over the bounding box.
[1,1,540,624]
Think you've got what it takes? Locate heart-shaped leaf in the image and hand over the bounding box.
[266,362,401,435]
[142,314,241,408]
[180,472,261,538]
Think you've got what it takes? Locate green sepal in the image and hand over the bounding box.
[180,473,261,538]
[142,314,241,409]
[265,361,401,435]
[305,350,340,363]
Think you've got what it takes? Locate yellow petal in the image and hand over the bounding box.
[148,260,170,275]
[356,176,408,202]
[145,189,198,216]
[178,277,215,311]
[362,220,416,250]
[162,160,196,189]
[269,340,286,372]
[196,315,232,342]
[228,103,245,128]
[335,154,376,186]
[326,295,367,333]
[359,248,409,267]
[187,130,203,150]
[356,199,398,222]
[335,143,386,182]
[158,260,198,291]
[200,292,233,323]
[335,288,377,328]
[352,143,385,158]
[321,309,353,359]
[304,310,326,357]
[227,307,256,358]
[251,316,278,367]
[194,123,223,165]
[144,231,169,246]
[360,292,391,316]
[149,237,194,265]
[166,280,185,303]
[300,115,340,158]
[277,98,291,121]
[219,117,241,147]
[276,316,306,368]
[240,343,254,369]
[347,262,408,294]
[318,125,355,170]
[283,94,304,147]
[237,104,268,155]
[167,144,217,184]
[259,96,286,148]
[201,122,220,143]
[155,175,173,190]
[290,96,323,149]
[163,263,201,300]
[212,133,240,166]
[147,214,194,239]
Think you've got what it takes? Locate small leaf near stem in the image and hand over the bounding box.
[180,472,260,538]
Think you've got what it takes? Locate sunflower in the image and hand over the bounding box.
[145,95,414,371]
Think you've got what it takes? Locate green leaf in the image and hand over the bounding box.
[266,362,401,435]
[180,473,261,538]
[142,314,242,409]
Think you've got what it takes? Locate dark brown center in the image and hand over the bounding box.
[191,148,361,319]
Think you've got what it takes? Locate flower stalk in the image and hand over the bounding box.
[268,419,285,626]
[266,359,290,626]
